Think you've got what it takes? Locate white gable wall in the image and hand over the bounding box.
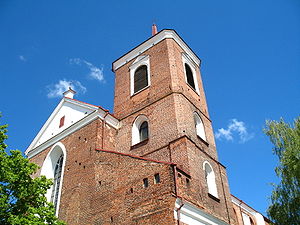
[25,97,120,158]
[25,98,100,155]
[35,102,94,149]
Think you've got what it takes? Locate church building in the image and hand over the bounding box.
[25,27,270,225]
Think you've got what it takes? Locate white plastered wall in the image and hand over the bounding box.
[34,102,94,149]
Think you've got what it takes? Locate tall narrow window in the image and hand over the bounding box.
[143,178,149,188]
[40,142,66,215]
[134,65,148,93]
[154,173,160,184]
[185,63,195,89]
[139,121,149,142]
[51,155,64,210]
[203,162,218,198]
[194,113,206,141]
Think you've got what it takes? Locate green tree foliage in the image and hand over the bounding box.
[264,117,300,225]
[0,117,65,225]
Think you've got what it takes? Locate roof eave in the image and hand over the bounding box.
[112,29,201,72]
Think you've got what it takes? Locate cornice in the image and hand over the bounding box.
[231,195,256,214]
[112,29,201,72]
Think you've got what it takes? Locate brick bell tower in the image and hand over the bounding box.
[112,27,236,224]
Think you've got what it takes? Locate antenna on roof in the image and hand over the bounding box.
[152,23,158,36]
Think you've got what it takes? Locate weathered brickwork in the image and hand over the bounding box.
[112,36,234,224]
[28,30,269,225]
[114,40,173,120]
[92,151,176,225]
[30,118,104,177]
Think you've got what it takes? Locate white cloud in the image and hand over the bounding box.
[19,55,26,62]
[47,79,87,98]
[215,119,254,143]
[69,58,105,82]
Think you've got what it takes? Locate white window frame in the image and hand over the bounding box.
[203,161,218,198]
[129,55,151,96]
[194,112,206,141]
[132,115,149,146]
[40,142,66,216]
[182,53,200,95]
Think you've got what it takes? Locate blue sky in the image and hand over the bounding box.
[0,0,299,216]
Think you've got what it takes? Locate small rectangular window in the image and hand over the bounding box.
[186,178,190,187]
[154,173,160,184]
[143,178,149,188]
[59,116,65,128]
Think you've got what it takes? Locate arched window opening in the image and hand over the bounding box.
[50,155,64,210]
[203,162,218,198]
[134,65,148,93]
[40,142,66,215]
[185,63,195,90]
[242,213,253,225]
[194,113,206,141]
[139,121,149,142]
[132,115,150,146]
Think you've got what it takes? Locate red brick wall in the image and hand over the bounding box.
[114,38,217,159]
[145,136,235,224]
[28,34,239,225]
[29,118,178,224]
[91,150,176,224]
[112,37,235,224]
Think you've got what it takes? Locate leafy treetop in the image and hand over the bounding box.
[264,117,300,225]
[0,115,65,225]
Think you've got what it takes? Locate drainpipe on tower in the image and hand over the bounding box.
[175,197,185,225]
[101,112,109,149]
[173,165,184,225]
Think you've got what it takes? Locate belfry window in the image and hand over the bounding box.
[51,155,64,210]
[185,63,195,89]
[129,55,151,96]
[134,65,148,93]
[182,53,200,95]
[139,121,149,142]
[203,161,218,198]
